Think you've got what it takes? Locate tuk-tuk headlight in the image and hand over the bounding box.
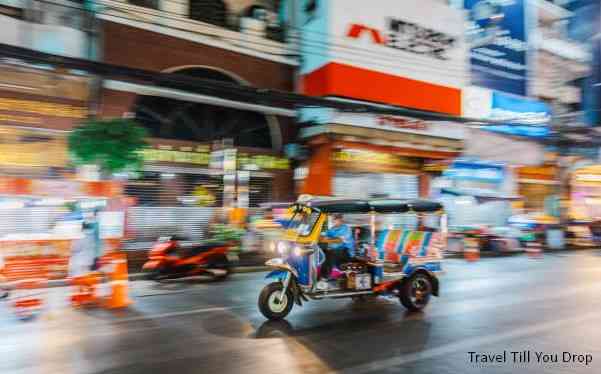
[277,241,289,255]
[269,241,276,252]
[293,245,302,257]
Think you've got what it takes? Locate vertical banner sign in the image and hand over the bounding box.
[464,0,529,96]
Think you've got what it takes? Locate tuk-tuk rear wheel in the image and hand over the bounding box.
[258,282,294,320]
[399,273,432,311]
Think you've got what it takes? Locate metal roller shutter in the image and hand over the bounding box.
[333,172,420,229]
[333,172,419,199]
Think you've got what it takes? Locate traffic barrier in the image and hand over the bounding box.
[70,272,103,307]
[104,253,132,309]
[12,279,46,320]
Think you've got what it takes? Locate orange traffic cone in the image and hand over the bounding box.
[105,253,132,309]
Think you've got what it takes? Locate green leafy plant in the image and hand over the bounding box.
[68,118,148,175]
[208,224,245,251]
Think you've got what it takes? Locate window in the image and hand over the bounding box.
[134,67,274,150]
[189,0,227,27]
[128,0,159,9]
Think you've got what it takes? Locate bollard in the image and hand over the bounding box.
[104,253,132,309]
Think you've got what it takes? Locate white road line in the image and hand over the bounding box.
[339,310,601,374]
[114,306,244,324]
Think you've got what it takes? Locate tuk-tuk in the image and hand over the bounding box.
[258,197,446,320]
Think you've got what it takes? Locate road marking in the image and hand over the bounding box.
[339,310,601,374]
[115,306,244,324]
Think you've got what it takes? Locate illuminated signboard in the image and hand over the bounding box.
[0,98,87,118]
[140,148,210,165]
[377,116,428,130]
[141,146,290,170]
[332,149,421,170]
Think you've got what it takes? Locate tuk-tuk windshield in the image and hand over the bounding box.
[287,207,321,236]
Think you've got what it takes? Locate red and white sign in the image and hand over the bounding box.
[331,112,466,140]
[377,116,427,131]
[300,0,468,115]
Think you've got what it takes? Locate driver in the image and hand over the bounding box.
[320,213,355,279]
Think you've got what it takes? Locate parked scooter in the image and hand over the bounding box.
[143,236,232,281]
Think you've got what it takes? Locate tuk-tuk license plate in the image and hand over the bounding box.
[355,274,372,290]
[226,253,239,262]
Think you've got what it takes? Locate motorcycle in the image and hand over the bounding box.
[142,236,233,281]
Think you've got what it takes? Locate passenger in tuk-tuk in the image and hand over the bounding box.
[320,213,355,279]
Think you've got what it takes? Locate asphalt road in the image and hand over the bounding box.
[2,251,601,374]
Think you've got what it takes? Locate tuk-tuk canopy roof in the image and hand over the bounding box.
[299,198,443,214]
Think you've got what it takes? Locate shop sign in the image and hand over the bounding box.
[142,146,289,170]
[0,128,68,168]
[332,149,421,170]
[33,180,82,197]
[517,166,557,180]
[462,87,551,138]
[141,148,210,165]
[326,111,466,140]
[443,160,505,182]
[464,0,530,96]
[377,116,427,131]
[238,153,290,170]
[0,98,87,118]
[347,19,456,60]
[299,0,467,115]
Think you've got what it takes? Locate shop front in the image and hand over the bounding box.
[516,164,558,213]
[298,111,465,199]
[570,165,601,221]
[131,139,292,208]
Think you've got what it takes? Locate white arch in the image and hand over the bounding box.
[160,65,283,151]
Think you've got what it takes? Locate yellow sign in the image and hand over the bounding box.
[0,128,68,167]
[0,98,87,118]
[0,113,42,124]
[141,148,210,165]
[238,153,290,170]
[332,149,420,170]
[141,146,289,170]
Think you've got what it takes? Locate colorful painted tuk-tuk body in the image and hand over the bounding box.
[258,197,446,320]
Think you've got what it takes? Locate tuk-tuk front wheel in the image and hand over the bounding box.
[399,273,432,311]
[258,282,293,320]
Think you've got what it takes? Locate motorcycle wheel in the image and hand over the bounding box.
[208,255,231,281]
[399,273,433,311]
[258,282,293,320]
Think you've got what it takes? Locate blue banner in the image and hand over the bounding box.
[464,0,529,96]
[484,91,551,138]
[443,159,505,183]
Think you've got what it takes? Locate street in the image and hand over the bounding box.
[2,251,601,374]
